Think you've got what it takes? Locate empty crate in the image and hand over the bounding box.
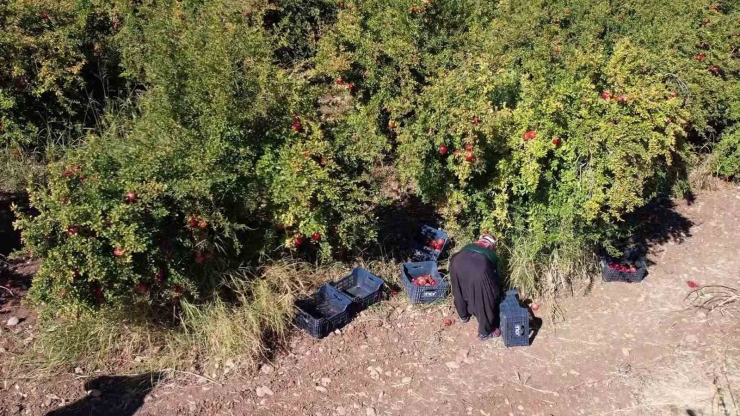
[499,290,530,347]
[295,284,353,338]
[400,261,449,304]
[332,267,384,311]
[411,225,449,262]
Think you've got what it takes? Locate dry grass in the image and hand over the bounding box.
[17,260,352,379]
[503,234,597,303]
[686,285,740,317]
[636,349,740,416]
[22,304,166,375]
[689,153,722,192]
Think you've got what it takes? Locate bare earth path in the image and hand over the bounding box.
[2,186,739,416]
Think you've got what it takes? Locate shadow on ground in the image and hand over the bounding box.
[626,195,694,247]
[373,194,441,262]
[46,372,164,416]
[614,195,694,265]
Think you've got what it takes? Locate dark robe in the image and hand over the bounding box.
[450,244,503,336]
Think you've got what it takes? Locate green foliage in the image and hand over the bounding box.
[714,126,740,179]
[0,0,125,188]
[15,0,381,310]
[1,0,124,133]
[314,0,740,291]
[9,0,740,310]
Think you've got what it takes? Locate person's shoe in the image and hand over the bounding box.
[478,328,501,341]
[460,316,470,324]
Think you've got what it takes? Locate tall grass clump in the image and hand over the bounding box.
[20,261,332,376]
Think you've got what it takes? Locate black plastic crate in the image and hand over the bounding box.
[400,261,449,304]
[600,247,648,283]
[411,225,449,262]
[295,284,353,338]
[499,290,530,348]
[331,268,384,311]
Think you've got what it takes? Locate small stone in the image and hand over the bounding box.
[256,386,274,397]
[10,405,21,414]
[445,362,460,369]
[336,407,347,416]
[401,377,412,383]
[74,367,84,375]
[315,386,328,394]
[366,407,377,416]
[260,364,274,374]
[321,377,331,386]
[517,405,524,410]
[622,347,631,356]
[334,329,341,335]
[88,389,102,398]
[225,359,235,368]
[6,317,19,327]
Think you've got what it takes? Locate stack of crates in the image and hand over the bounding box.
[499,290,530,348]
[295,268,385,338]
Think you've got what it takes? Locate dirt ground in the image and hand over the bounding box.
[1,186,739,416]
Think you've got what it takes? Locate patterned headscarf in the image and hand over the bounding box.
[476,233,497,250]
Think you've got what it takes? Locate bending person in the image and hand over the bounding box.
[449,234,504,341]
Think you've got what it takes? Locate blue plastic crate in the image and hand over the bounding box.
[499,290,530,347]
[411,225,449,262]
[332,268,384,311]
[295,284,353,338]
[400,261,449,304]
